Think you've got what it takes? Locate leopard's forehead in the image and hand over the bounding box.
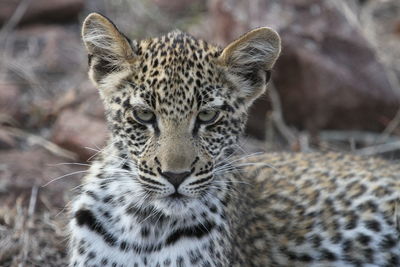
[128,30,226,120]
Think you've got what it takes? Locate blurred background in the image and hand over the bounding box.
[0,0,399,265]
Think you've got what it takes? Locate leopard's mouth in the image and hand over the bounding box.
[164,192,192,205]
[169,192,184,199]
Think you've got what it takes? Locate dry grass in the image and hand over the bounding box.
[0,187,69,267]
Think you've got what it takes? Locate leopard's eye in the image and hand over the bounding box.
[197,110,219,124]
[133,109,155,124]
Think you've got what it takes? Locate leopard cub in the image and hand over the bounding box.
[69,13,400,267]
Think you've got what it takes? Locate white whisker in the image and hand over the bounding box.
[42,170,89,187]
[49,162,91,167]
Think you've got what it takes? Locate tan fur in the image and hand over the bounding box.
[219,27,281,70]
[218,27,281,105]
[82,13,135,61]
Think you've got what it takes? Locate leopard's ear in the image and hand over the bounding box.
[82,13,136,86]
[218,27,281,105]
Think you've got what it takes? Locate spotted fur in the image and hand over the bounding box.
[69,13,400,267]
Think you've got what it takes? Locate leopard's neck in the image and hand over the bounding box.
[72,150,243,265]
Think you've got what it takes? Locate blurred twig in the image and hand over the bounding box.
[20,185,38,267]
[333,0,400,142]
[0,0,32,44]
[356,141,400,156]
[0,0,32,83]
[379,105,400,142]
[320,130,400,144]
[268,82,298,146]
[2,126,78,160]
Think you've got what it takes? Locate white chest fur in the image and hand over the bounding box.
[69,176,230,267]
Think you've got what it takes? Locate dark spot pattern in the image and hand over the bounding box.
[69,16,400,267]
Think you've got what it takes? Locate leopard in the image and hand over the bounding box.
[69,12,400,267]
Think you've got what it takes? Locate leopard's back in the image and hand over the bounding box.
[238,152,400,266]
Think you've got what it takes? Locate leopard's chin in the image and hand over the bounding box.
[152,196,202,217]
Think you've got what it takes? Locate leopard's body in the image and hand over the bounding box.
[69,13,400,267]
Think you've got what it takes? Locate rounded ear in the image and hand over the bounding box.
[218,27,281,104]
[81,13,137,86]
[82,13,136,62]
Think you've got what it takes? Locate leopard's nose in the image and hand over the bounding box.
[161,171,191,189]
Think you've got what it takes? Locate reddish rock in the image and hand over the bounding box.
[274,29,397,133]
[0,0,84,26]
[51,109,108,161]
[206,0,400,138]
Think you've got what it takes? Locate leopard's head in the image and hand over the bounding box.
[82,13,280,214]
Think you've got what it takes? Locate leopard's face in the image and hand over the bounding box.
[82,13,280,215]
[104,33,248,214]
